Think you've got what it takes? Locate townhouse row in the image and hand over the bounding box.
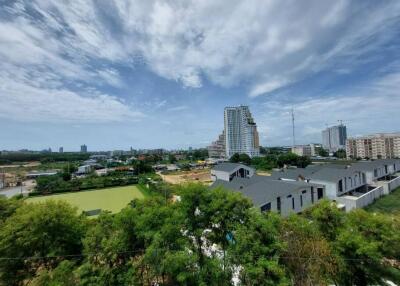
[210,159,400,215]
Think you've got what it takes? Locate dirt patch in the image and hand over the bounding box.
[159,169,212,185]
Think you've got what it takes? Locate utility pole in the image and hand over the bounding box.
[291,108,296,148]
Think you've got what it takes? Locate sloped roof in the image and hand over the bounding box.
[212,162,253,172]
[211,176,321,206]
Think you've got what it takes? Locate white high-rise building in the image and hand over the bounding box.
[224,106,260,158]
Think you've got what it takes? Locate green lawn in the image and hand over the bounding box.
[365,187,400,213]
[27,185,146,214]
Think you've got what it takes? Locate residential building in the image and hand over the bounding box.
[211,163,325,216]
[80,144,88,153]
[270,159,400,212]
[211,162,255,182]
[224,106,260,158]
[59,147,63,153]
[291,145,312,157]
[208,131,226,158]
[322,124,347,152]
[346,133,400,159]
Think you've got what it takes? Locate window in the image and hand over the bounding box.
[292,197,295,210]
[302,190,307,194]
[317,188,324,199]
[261,202,271,212]
[338,179,343,192]
[277,197,281,214]
[300,195,303,207]
[311,187,314,203]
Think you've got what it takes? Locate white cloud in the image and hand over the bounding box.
[0,0,400,124]
[256,71,400,146]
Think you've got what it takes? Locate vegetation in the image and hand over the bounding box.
[333,149,347,159]
[0,152,91,165]
[230,152,311,170]
[33,172,139,195]
[365,187,400,213]
[0,184,398,285]
[26,185,147,214]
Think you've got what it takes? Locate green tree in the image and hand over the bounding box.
[229,211,287,285]
[317,148,329,157]
[280,215,337,286]
[0,201,86,285]
[333,149,346,159]
[229,153,240,163]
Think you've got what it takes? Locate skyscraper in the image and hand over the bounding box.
[322,124,347,152]
[59,147,63,153]
[80,144,87,153]
[224,106,260,158]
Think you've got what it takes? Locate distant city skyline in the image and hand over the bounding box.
[1,1,400,150]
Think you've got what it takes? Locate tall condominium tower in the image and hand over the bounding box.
[224,106,260,158]
[322,124,347,152]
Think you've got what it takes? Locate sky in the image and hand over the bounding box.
[1,0,400,151]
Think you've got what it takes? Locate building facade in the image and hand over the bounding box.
[291,145,313,157]
[80,144,87,153]
[346,133,400,159]
[224,106,260,158]
[322,124,347,152]
[208,131,226,158]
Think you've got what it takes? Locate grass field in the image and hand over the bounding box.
[365,187,400,213]
[27,185,146,214]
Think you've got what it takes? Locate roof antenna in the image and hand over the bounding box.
[291,108,296,148]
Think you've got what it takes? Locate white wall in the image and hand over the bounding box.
[336,186,384,212]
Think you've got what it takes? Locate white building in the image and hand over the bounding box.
[211,163,255,182]
[224,106,260,158]
[322,124,347,152]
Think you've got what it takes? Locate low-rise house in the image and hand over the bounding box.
[211,174,325,216]
[270,159,400,211]
[211,163,255,182]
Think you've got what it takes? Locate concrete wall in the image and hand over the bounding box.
[211,170,230,182]
[263,186,325,217]
[336,186,384,212]
[389,176,400,192]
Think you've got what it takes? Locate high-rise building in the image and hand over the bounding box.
[80,144,87,153]
[322,124,347,152]
[59,147,63,153]
[346,133,400,159]
[224,106,260,158]
[208,131,226,158]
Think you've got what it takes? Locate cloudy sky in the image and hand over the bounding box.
[1,0,400,151]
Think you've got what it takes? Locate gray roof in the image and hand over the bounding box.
[212,162,252,172]
[309,167,358,182]
[211,176,321,206]
[270,168,315,180]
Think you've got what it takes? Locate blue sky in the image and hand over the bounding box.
[1,0,400,151]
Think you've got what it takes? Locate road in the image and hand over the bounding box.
[0,186,27,198]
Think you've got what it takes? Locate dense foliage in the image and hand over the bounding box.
[0,152,91,164]
[33,172,139,195]
[230,152,311,170]
[0,185,399,285]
